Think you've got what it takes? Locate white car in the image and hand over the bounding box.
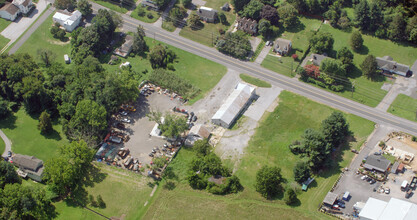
[120,111,128,116]
[361,175,367,180]
[385,188,390,194]
[121,118,131,123]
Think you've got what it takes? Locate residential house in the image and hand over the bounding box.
[376,56,410,77]
[273,38,292,55]
[53,10,82,32]
[141,0,159,11]
[363,155,391,173]
[196,6,218,23]
[309,53,330,66]
[185,124,211,147]
[0,3,19,21]
[12,0,33,14]
[12,154,44,182]
[113,35,134,58]
[212,83,256,128]
[236,17,257,35]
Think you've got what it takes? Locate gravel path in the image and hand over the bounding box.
[0,129,12,158]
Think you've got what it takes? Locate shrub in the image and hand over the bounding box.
[97,195,106,208]
[412,136,417,142]
[137,7,146,17]
[147,13,153,19]
[148,69,200,99]
[187,173,207,189]
[330,85,344,92]
[291,54,298,60]
[316,81,326,88]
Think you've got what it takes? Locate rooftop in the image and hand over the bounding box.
[274,38,292,52]
[12,154,43,171]
[197,6,218,19]
[323,192,338,206]
[363,154,391,172]
[376,56,410,76]
[0,3,20,15]
[359,197,417,220]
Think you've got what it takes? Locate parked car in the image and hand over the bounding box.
[385,188,390,194]
[369,179,376,184]
[121,118,131,123]
[192,115,197,122]
[109,136,122,144]
[7,151,12,157]
[338,202,345,208]
[332,204,340,210]
[120,111,128,116]
[361,175,367,180]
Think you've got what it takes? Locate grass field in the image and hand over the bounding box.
[0,35,10,50]
[179,0,236,47]
[0,109,68,161]
[55,163,155,220]
[103,37,227,104]
[16,13,71,65]
[240,74,271,88]
[161,20,176,32]
[0,136,4,156]
[388,94,417,121]
[143,91,375,219]
[261,16,322,77]
[131,7,160,23]
[91,0,129,13]
[0,19,11,32]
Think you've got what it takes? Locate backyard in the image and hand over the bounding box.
[388,94,417,121]
[0,109,68,161]
[179,0,236,47]
[143,91,375,219]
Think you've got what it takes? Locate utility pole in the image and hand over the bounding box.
[351,80,355,98]
[211,32,213,47]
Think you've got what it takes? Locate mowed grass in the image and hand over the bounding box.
[144,91,375,219]
[91,0,129,13]
[388,94,417,121]
[0,109,68,161]
[0,35,10,50]
[179,0,236,47]
[104,37,227,103]
[0,19,11,32]
[16,13,71,65]
[131,6,160,23]
[55,163,155,220]
[261,16,322,77]
[240,73,271,88]
[0,136,4,156]
[161,20,176,32]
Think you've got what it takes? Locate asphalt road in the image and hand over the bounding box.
[90,2,417,136]
[0,130,12,158]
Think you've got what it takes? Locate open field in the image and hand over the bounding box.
[0,109,68,161]
[240,74,271,88]
[16,13,71,65]
[103,37,227,103]
[388,94,417,121]
[91,0,129,13]
[143,91,375,219]
[179,0,236,47]
[131,6,160,23]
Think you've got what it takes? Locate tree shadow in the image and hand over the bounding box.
[65,185,89,207]
[0,114,17,130]
[163,180,176,190]
[287,197,302,207]
[82,165,108,188]
[356,45,369,55]
[42,129,62,141]
[190,23,205,31]
[347,65,362,79]
[285,20,305,33]
[369,73,387,82]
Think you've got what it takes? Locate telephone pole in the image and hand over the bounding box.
[351,81,355,98]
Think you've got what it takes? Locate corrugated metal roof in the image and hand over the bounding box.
[359,197,388,220]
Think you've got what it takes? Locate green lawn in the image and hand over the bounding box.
[388,94,417,121]
[0,19,11,50]
[179,0,236,47]
[131,6,160,23]
[261,16,322,77]
[103,37,227,104]
[144,91,375,219]
[161,20,176,32]
[0,35,10,50]
[0,109,68,161]
[0,19,11,32]
[0,136,4,156]
[240,73,271,88]
[16,13,72,65]
[91,0,129,13]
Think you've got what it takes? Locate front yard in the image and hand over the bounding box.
[388,94,417,121]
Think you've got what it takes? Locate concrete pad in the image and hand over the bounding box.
[1,0,48,41]
[244,86,283,121]
[380,83,392,92]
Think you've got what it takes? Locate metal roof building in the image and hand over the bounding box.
[359,197,417,220]
[211,83,256,128]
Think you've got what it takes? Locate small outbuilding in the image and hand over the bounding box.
[221,2,230,11]
[309,53,330,66]
[64,54,70,64]
[141,0,159,11]
[323,192,338,206]
[185,124,210,147]
[0,3,20,21]
[113,35,134,58]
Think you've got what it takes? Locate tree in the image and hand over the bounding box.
[0,161,21,188]
[147,111,188,138]
[309,32,334,54]
[337,47,354,69]
[293,160,311,184]
[258,19,272,38]
[43,140,94,196]
[239,0,264,20]
[387,13,406,41]
[137,6,146,17]
[406,16,417,44]
[77,0,92,16]
[350,31,363,51]
[360,55,379,80]
[277,3,299,28]
[231,0,250,12]
[182,0,192,7]
[284,187,298,205]
[260,5,279,25]
[300,128,331,171]
[321,112,350,147]
[54,0,76,10]
[132,25,147,54]
[368,2,382,32]
[38,111,53,134]
[216,31,251,60]
[66,100,107,145]
[319,59,346,85]
[255,166,284,199]
[96,195,105,208]
[304,64,320,78]
[188,14,202,29]
[0,97,11,119]
[148,45,176,69]
[37,49,54,67]
[187,173,207,189]
[354,0,370,31]
[218,12,227,25]
[193,139,211,156]
[170,7,186,26]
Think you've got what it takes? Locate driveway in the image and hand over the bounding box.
[0,129,12,158]
[1,0,48,41]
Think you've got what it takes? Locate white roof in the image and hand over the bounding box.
[53,11,71,22]
[200,6,214,11]
[54,10,81,26]
[402,180,408,188]
[359,197,387,220]
[379,198,416,220]
[212,83,255,126]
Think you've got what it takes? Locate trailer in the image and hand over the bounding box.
[342,191,350,201]
[410,177,417,189]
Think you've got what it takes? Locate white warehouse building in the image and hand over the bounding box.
[211,83,256,128]
[359,197,417,220]
[52,10,82,32]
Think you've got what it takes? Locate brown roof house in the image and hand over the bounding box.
[113,35,134,58]
[12,154,44,182]
[0,3,20,21]
[376,56,410,77]
[273,38,292,55]
[236,17,257,35]
[185,124,211,147]
[196,6,218,23]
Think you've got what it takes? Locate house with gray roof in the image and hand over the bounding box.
[113,35,134,58]
[12,154,44,182]
[363,155,391,173]
[309,53,330,66]
[273,38,292,55]
[236,17,257,35]
[196,6,218,23]
[376,56,410,77]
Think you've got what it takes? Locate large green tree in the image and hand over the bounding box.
[361,55,379,80]
[301,128,331,171]
[193,139,211,157]
[255,166,284,199]
[354,0,370,31]
[277,3,299,28]
[321,112,350,147]
[231,0,251,12]
[337,47,354,69]
[309,32,334,54]
[284,187,298,205]
[293,160,311,184]
[132,25,147,54]
[77,0,92,16]
[38,111,53,134]
[350,31,363,51]
[0,161,21,188]
[239,0,264,20]
[216,31,251,60]
[260,5,279,25]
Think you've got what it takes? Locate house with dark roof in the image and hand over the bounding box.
[196,6,218,23]
[113,35,134,58]
[185,124,211,147]
[363,155,391,173]
[141,0,159,11]
[236,17,257,35]
[0,3,20,21]
[12,154,44,182]
[376,56,410,77]
[309,53,330,66]
[273,38,292,55]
